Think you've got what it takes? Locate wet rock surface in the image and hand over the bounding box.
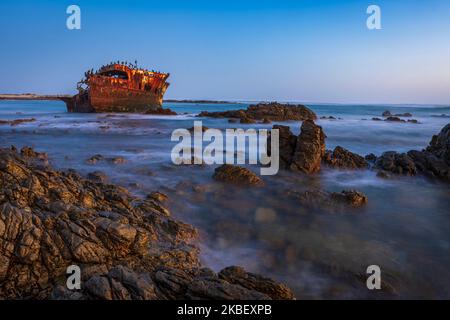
[288,189,368,212]
[213,164,265,187]
[374,124,450,181]
[268,120,326,174]
[0,146,293,299]
[323,146,369,170]
[199,102,317,122]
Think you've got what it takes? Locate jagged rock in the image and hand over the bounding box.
[186,277,270,300]
[407,150,450,181]
[323,146,368,169]
[365,153,377,162]
[20,146,48,161]
[240,117,256,124]
[212,164,264,187]
[269,125,297,169]
[0,147,292,299]
[87,171,108,183]
[268,121,326,173]
[375,151,417,175]
[426,123,450,161]
[373,124,450,182]
[289,120,326,173]
[218,266,295,300]
[147,191,168,203]
[199,102,317,122]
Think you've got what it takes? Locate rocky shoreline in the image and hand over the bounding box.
[0,146,295,300]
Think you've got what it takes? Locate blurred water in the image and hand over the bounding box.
[1,100,449,299]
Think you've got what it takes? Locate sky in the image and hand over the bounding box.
[0,0,449,104]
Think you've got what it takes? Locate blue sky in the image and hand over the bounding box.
[0,0,449,104]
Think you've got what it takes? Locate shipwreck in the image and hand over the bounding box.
[61,62,170,113]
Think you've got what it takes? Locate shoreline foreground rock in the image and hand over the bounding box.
[0,146,294,299]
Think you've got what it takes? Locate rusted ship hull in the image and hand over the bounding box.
[63,62,170,113]
[62,88,165,113]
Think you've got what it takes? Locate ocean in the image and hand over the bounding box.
[1,100,449,298]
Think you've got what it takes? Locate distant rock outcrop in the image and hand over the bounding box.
[199,102,317,122]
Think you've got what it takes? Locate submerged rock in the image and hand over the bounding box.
[87,171,108,183]
[212,164,264,187]
[0,147,292,299]
[199,102,317,122]
[0,118,36,126]
[288,189,368,212]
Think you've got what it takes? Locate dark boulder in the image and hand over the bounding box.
[323,146,368,169]
[375,151,417,175]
